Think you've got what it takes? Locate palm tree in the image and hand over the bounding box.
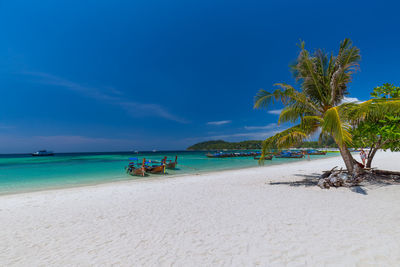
[254,39,362,173]
[255,39,400,174]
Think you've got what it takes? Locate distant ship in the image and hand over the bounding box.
[32,150,54,157]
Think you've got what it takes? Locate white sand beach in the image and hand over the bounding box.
[1,152,400,266]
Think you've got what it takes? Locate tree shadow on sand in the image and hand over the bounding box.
[268,173,320,187]
[268,173,400,195]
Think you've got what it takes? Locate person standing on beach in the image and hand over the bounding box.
[303,150,310,161]
[360,149,367,165]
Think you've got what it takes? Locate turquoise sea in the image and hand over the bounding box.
[0,151,338,195]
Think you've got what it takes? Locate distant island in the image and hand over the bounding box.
[187,139,338,150]
[187,140,262,150]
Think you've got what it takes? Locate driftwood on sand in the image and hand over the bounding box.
[318,164,400,189]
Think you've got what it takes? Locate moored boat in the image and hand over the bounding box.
[145,164,165,174]
[32,150,54,156]
[206,152,222,158]
[126,157,166,175]
[140,158,166,174]
[306,150,327,155]
[126,158,146,177]
[206,151,261,158]
[274,152,304,158]
[254,155,273,160]
[165,155,178,169]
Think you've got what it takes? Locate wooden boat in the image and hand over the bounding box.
[126,157,167,175]
[306,150,327,155]
[275,155,304,158]
[274,152,304,158]
[254,155,273,160]
[309,151,326,155]
[145,164,165,174]
[137,157,165,174]
[165,156,178,169]
[126,158,146,177]
[206,152,261,158]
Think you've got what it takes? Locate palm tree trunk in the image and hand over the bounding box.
[336,143,357,174]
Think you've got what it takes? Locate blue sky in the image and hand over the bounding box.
[0,0,399,152]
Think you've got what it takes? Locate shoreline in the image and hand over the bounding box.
[0,153,341,197]
[2,152,400,265]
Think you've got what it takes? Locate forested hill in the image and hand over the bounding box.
[187,139,338,150]
[187,140,262,150]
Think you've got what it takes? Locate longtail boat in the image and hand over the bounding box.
[126,157,166,175]
[274,152,304,158]
[254,155,273,160]
[126,158,146,177]
[206,152,222,158]
[306,150,327,155]
[206,151,261,158]
[145,164,165,174]
[165,155,178,169]
[142,158,166,174]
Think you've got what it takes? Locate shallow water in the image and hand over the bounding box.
[0,151,338,195]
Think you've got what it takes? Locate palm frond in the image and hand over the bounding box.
[259,122,319,164]
[344,98,400,124]
[260,125,305,164]
[322,106,352,146]
[278,106,303,124]
[330,38,361,105]
[255,83,322,114]
[301,115,323,125]
[254,88,291,109]
[318,130,332,145]
[276,131,308,147]
[294,45,327,104]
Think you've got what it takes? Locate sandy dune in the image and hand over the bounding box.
[1,152,400,266]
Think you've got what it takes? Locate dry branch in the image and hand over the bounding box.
[318,166,400,189]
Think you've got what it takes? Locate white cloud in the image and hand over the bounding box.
[207,120,232,125]
[22,71,188,123]
[244,123,277,130]
[267,109,283,115]
[341,96,360,103]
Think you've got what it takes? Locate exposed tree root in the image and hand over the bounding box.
[318,164,400,189]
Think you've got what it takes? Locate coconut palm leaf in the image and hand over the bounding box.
[301,115,324,125]
[259,122,320,163]
[259,124,307,164]
[344,98,400,124]
[278,106,303,124]
[322,106,352,146]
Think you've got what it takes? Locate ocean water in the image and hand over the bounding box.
[0,151,338,195]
